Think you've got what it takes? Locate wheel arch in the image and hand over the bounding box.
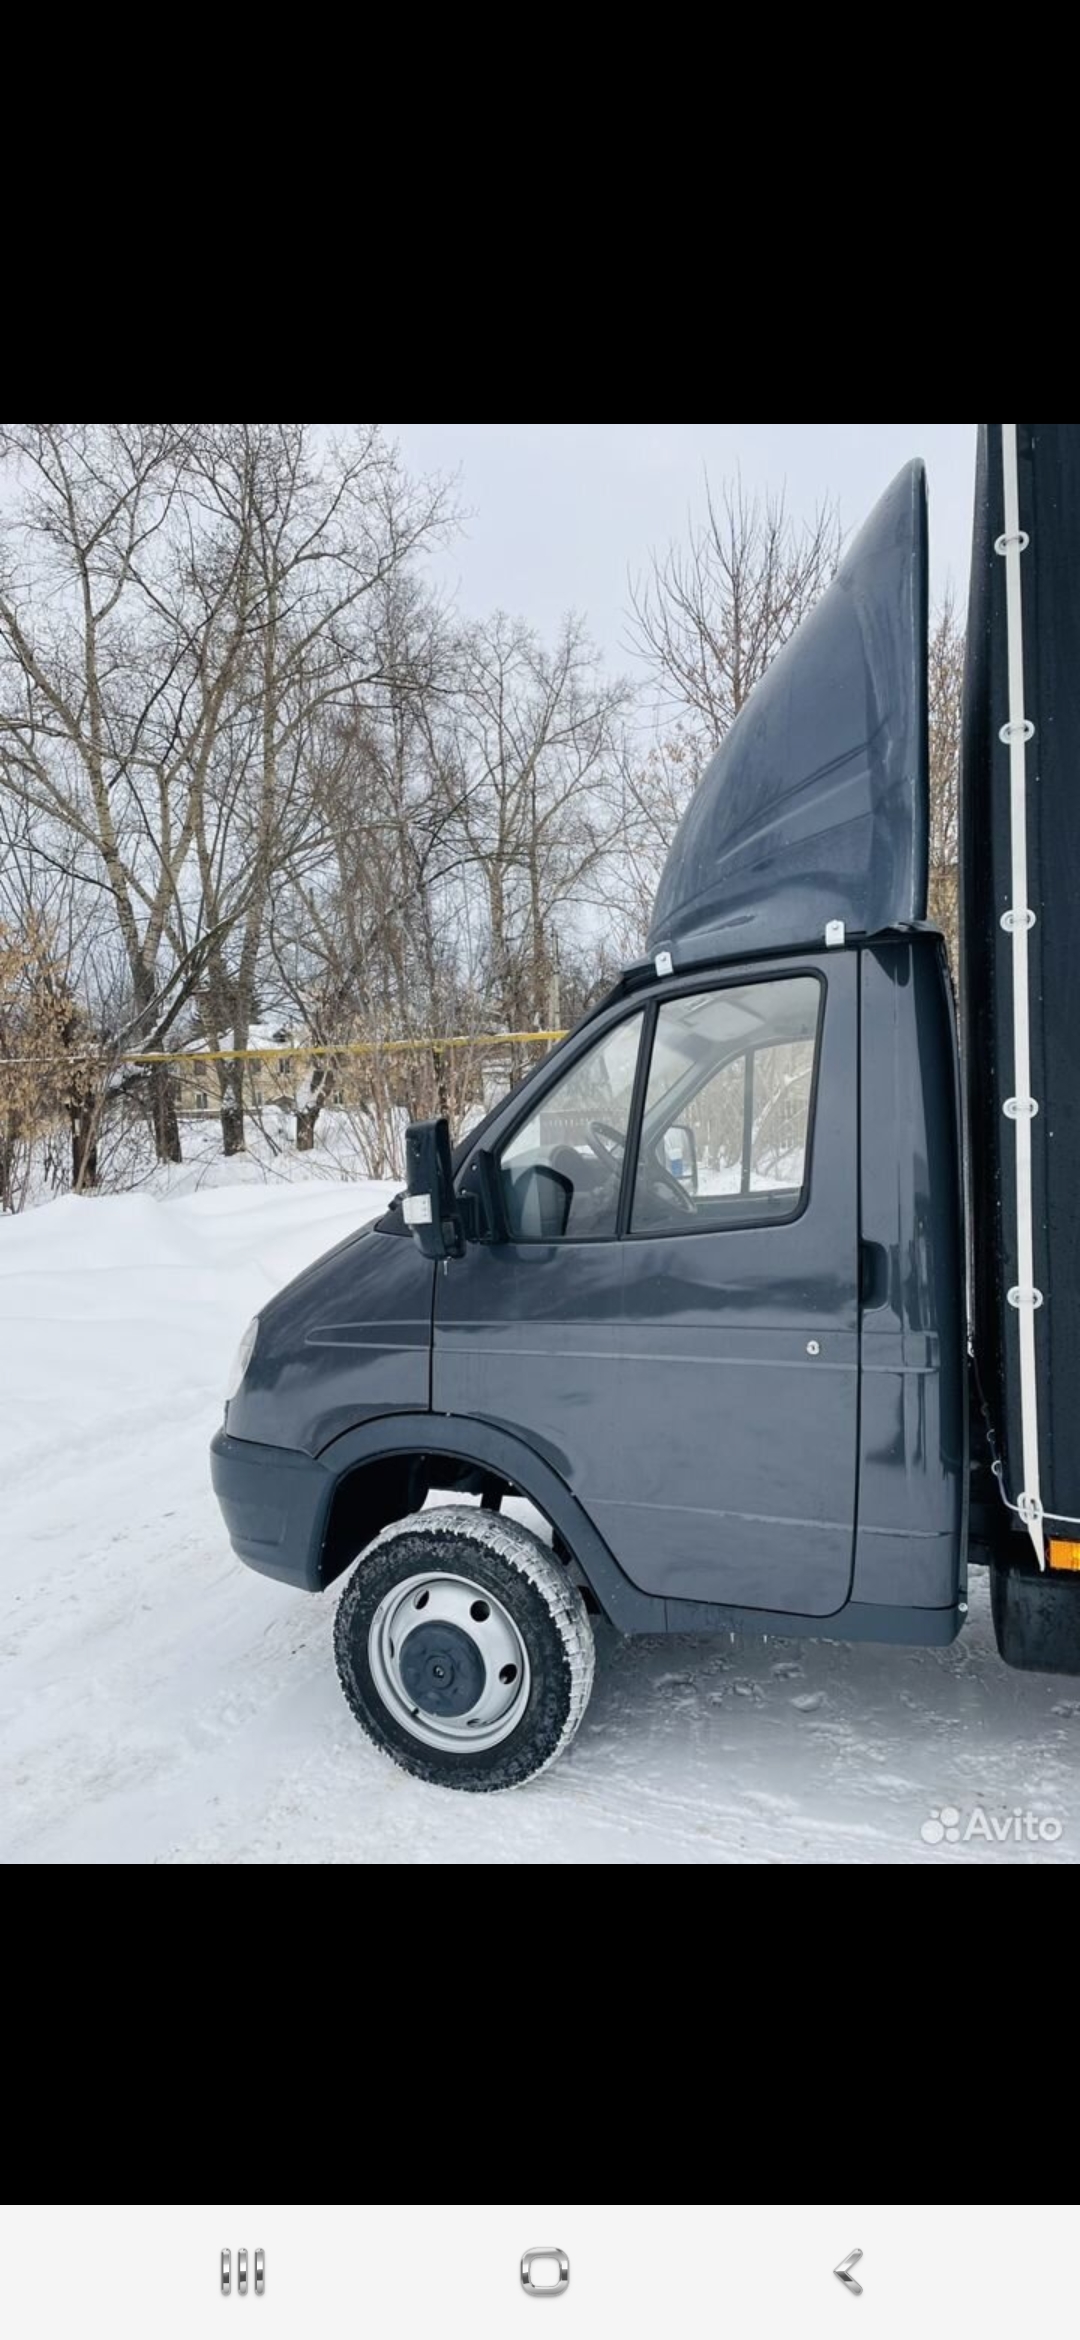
[317,1415,659,1633]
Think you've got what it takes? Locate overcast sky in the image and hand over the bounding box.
[386,423,978,666]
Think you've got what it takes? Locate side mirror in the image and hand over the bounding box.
[404,1118,466,1261]
[664,1122,699,1194]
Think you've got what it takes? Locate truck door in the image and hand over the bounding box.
[433,1009,646,1525]
[605,959,860,1617]
[436,957,859,1621]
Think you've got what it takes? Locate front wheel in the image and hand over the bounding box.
[334,1507,596,1792]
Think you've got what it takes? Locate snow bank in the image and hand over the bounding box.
[18,1106,408,1214]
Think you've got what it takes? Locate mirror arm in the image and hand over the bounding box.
[459,1192,484,1243]
[460,1148,508,1244]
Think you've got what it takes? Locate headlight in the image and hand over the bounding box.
[226,1316,259,1403]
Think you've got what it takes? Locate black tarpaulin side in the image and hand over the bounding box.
[962,423,1080,1528]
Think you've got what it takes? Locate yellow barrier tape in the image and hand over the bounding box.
[1,1030,570,1072]
[124,1030,569,1066]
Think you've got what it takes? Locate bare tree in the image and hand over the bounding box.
[612,727,704,954]
[453,612,631,1049]
[268,595,633,1158]
[0,423,243,1159]
[199,428,453,1151]
[0,422,453,1162]
[269,577,481,1156]
[0,902,105,1210]
[629,474,841,749]
[0,794,134,1199]
[928,592,964,971]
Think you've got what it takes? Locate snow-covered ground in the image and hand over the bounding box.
[22,1104,403,1211]
[2,1179,1078,1864]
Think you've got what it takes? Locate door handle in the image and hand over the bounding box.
[860,1240,890,1311]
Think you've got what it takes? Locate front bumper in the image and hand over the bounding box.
[211,1428,332,1591]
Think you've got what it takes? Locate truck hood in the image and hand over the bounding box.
[649,460,929,968]
[227,1224,433,1454]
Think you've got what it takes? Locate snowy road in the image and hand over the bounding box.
[2,1183,1078,1864]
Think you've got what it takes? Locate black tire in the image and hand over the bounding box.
[334,1506,596,1792]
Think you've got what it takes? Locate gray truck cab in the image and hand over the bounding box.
[212,432,1080,1792]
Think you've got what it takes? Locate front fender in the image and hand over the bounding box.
[319,1415,660,1630]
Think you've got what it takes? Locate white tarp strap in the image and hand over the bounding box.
[997,424,1046,1567]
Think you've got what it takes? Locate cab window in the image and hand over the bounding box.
[631,977,821,1235]
[499,1012,644,1241]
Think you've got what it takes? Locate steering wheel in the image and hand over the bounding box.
[588,1120,628,1174]
[645,1153,696,1214]
[589,1120,696,1216]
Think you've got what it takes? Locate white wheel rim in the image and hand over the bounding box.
[369,1572,532,1755]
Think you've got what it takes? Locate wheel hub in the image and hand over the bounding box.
[399,1621,486,1718]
